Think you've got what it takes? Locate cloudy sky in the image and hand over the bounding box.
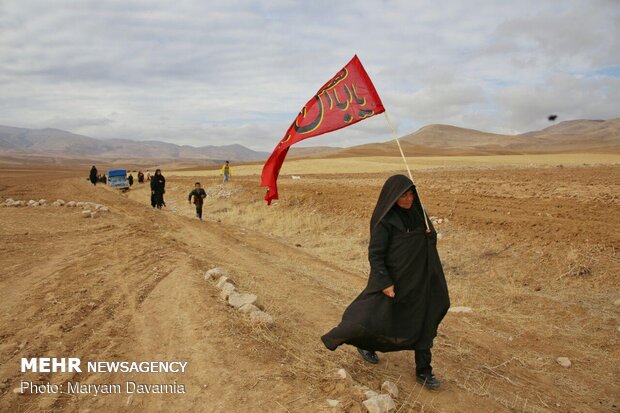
[1,0,619,151]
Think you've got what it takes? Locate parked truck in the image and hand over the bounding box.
[107,169,130,191]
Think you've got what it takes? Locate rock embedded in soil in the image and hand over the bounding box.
[82,210,92,218]
[205,267,228,281]
[219,283,237,300]
[556,357,571,368]
[326,399,340,407]
[249,310,274,325]
[336,368,348,379]
[364,389,379,399]
[381,381,398,398]
[90,211,99,219]
[216,276,235,289]
[66,201,76,207]
[363,394,395,413]
[238,303,260,314]
[227,293,257,309]
[448,306,472,313]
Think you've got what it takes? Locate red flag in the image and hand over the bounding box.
[261,55,385,204]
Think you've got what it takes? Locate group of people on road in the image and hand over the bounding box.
[89,166,108,185]
[88,162,232,217]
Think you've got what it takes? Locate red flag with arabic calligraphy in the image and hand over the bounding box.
[261,55,385,204]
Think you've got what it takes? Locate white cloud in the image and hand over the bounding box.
[0,0,618,150]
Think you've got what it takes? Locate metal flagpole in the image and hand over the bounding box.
[384,112,431,233]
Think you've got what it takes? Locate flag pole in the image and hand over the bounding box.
[384,112,431,232]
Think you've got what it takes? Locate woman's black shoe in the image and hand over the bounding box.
[416,373,441,390]
[357,348,379,364]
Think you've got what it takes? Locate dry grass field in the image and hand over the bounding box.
[0,155,619,412]
[174,153,620,177]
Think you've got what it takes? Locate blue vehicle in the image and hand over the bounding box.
[108,169,130,190]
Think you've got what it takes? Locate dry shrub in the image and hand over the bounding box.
[559,247,598,279]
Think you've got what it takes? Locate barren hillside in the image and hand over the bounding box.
[333,119,620,157]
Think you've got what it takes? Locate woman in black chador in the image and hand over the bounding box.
[321,174,450,389]
[150,169,166,209]
[89,166,98,186]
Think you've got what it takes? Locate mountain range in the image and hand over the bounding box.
[0,125,269,162]
[328,118,620,157]
[0,119,618,165]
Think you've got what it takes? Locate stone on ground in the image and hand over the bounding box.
[38,199,47,205]
[219,283,237,300]
[556,357,571,368]
[56,199,65,206]
[216,275,235,289]
[336,368,348,379]
[82,210,92,218]
[249,310,274,325]
[363,394,395,413]
[238,303,260,314]
[364,390,379,399]
[90,211,99,218]
[326,399,340,407]
[227,293,257,309]
[381,381,398,398]
[66,201,76,207]
[205,267,228,281]
[448,306,472,313]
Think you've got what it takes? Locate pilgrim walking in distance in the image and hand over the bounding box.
[322,174,450,389]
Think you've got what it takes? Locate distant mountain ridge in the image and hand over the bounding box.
[330,118,620,157]
[0,125,269,162]
[1,119,618,163]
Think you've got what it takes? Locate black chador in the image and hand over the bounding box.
[150,170,166,209]
[321,175,450,387]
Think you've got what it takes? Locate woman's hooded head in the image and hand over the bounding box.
[370,174,425,230]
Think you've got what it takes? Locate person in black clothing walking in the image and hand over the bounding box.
[150,169,166,209]
[321,175,450,390]
[89,166,98,186]
[188,182,207,220]
[128,173,134,187]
